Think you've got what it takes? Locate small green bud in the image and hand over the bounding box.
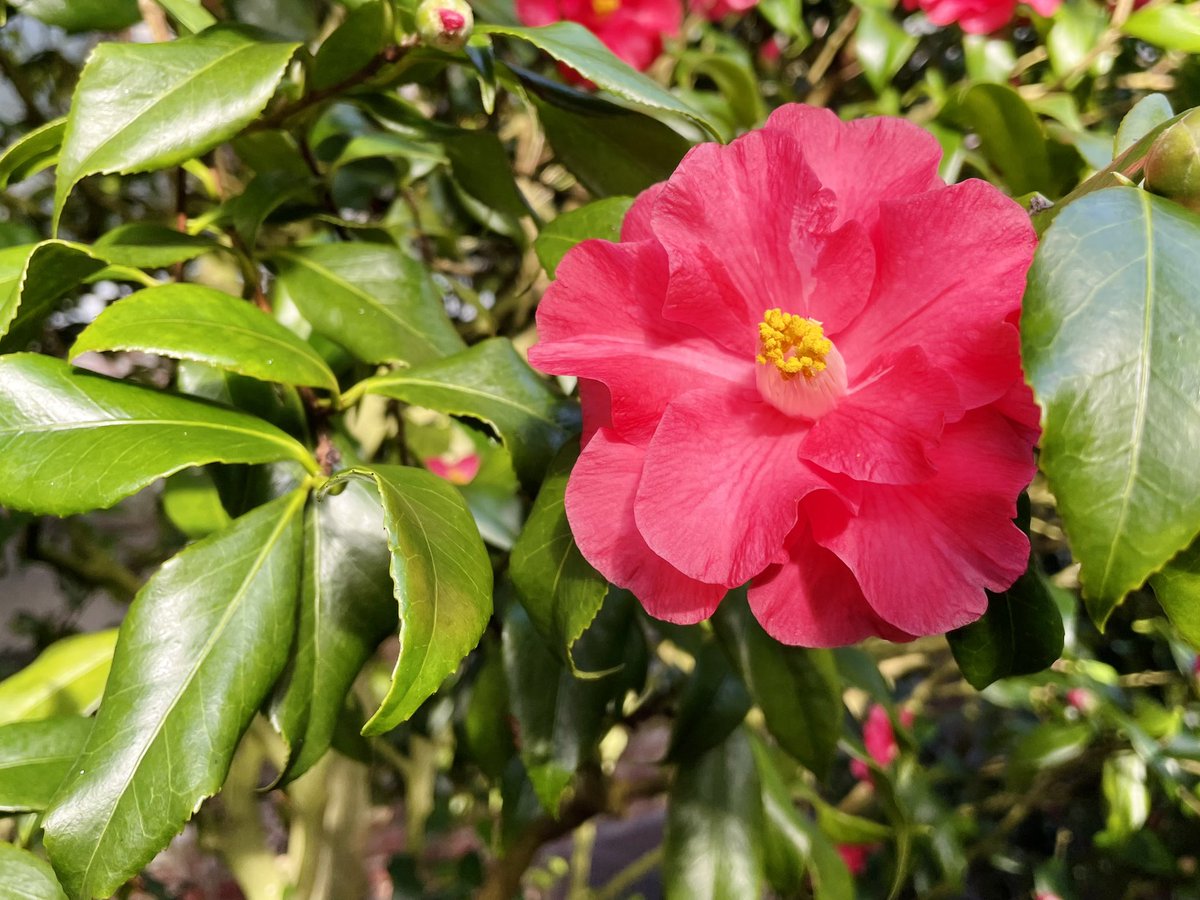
[1143,109,1200,212]
[416,0,474,52]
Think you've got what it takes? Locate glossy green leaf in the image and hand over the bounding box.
[713,594,842,777]
[509,442,608,670]
[162,470,233,539]
[1046,0,1108,81]
[54,26,300,229]
[0,117,65,188]
[667,640,751,765]
[270,242,464,366]
[534,196,632,278]
[0,844,68,900]
[501,592,631,812]
[312,0,391,90]
[1098,752,1149,845]
[43,490,307,900]
[664,727,765,899]
[1122,4,1200,52]
[1150,538,1200,650]
[0,716,92,812]
[11,0,139,31]
[1116,94,1173,157]
[530,89,692,198]
[349,338,579,491]
[948,565,1066,689]
[1009,722,1092,786]
[752,739,853,900]
[963,36,1016,84]
[0,354,315,515]
[439,126,531,221]
[757,0,808,39]
[0,631,117,726]
[157,0,218,32]
[481,23,717,136]
[91,224,222,269]
[956,82,1080,198]
[269,482,397,783]
[341,466,493,734]
[462,636,515,779]
[0,241,107,347]
[675,52,766,130]
[71,283,339,393]
[1023,187,1200,625]
[856,7,918,93]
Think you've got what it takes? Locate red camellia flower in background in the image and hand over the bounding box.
[515,0,683,71]
[692,0,759,21]
[528,104,1040,647]
[903,0,1061,34]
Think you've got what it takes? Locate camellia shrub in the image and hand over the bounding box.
[1,0,1200,898]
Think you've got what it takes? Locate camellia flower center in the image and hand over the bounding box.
[755,307,847,419]
[591,0,621,14]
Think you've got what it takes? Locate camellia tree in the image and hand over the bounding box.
[1,0,1200,897]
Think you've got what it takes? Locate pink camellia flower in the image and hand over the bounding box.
[425,453,481,485]
[850,704,912,781]
[692,0,758,21]
[515,0,682,72]
[528,104,1039,647]
[836,843,878,876]
[902,0,1060,34]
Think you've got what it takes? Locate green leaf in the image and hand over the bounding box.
[855,7,918,93]
[312,0,391,90]
[675,52,767,130]
[269,481,397,782]
[757,0,809,39]
[534,196,632,278]
[270,242,464,366]
[664,727,765,899]
[439,126,531,221]
[1115,94,1174,157]
[963,36,1017,84]
[712,594,842,777]
[956,82,1080,198]
[339,466,493,734]
[71,283,339,393]
[0,631,117,726]
[1045,0,1108,82]
[529,85,692,198]
[481,23,717,136]
[156,0,218,33]
[0,844,68,900]
[1098,752,1149,845]
[1122,4,1200,52]
[0,716,92,812]
[43,490,307,900]
[1150,538,1200,650]
[0,241,107,348]
[1023,187,1200,625]
[0,118,65,188]
[948,565,1066,689]
[349,338,579,491]
[501,590,632,812]
[162,470,233,539]
[1009,722,1092,786]
[11,0,139,32]
[54,26,300,229]
[667,640,752,765]
[751,738,853,900]
[462,636,515,778]
[509,442,608,670]
[92,224,222,269]
[0,354,315,515]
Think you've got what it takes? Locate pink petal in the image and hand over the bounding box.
[763,106,943,231]
[529,239,746,445]
[836,180,1036,390]
[650,130,874,355]
[863,704,899,766]
[514,0,563,25]
[801,347,962,484]
[749,525,913,646]
[621,182,666,242]
[634,387,832,586]
[578,377,612,446]
[566,429,726,623]
[594,22,664,71]
[1027,0,1062,16]
[814,408,1035,636]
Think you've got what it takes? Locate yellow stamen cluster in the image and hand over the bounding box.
[756,308,832,380]
[591,0,620,13]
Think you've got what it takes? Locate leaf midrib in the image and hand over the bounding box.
[75,489,305,891]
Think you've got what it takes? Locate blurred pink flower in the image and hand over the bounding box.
[1065,687,1097,713]
[530,104,1039,646]
[425,453,481,485]
[692,0,758,21]
[515,0,682,72]
[902,0,1060,34]
[850,704,910,781]
[837,843,877,876]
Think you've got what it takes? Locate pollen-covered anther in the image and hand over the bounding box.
[591,0,621,14]
[755,307,846,419]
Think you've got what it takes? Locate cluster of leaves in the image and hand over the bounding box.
[0,0,1199,897]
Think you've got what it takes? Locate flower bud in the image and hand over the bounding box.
[1143,110,1200,212]
[416,0,474,51]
